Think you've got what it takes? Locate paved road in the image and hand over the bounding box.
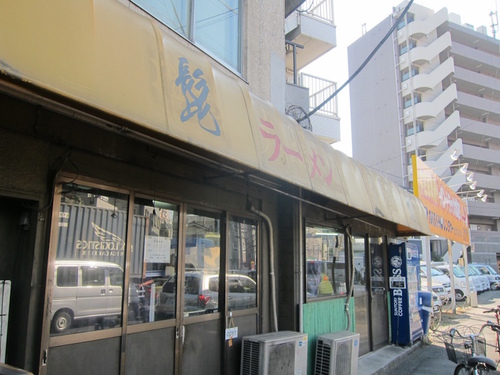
[388,289,500,374]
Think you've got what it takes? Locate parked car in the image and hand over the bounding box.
[461,265,485,293]
[435,264,476,301]
[156,272,256,318]
[51,260,139,333]
[420,277,450,304]
[472,263,500,290]
[467,265,490,292]
[420,265,452,303]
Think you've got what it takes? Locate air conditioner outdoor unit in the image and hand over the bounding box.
[240,331,308,375]
[314,331,360,375]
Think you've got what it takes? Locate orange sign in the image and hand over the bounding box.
[412,156,470,245]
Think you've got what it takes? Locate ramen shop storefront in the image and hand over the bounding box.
[0,2,431,374]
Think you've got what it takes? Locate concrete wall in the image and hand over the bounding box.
[348,16,404,185]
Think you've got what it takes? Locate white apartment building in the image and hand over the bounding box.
[348,1,500,266]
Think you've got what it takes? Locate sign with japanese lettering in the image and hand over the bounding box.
[412,156,470,245]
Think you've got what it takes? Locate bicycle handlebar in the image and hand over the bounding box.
[483,308,500,314]
[449,322,500,340]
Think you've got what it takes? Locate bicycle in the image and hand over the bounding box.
[483,306,500,364]
[445,322,499,374]
[429,293,442,332]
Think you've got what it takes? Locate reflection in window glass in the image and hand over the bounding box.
[50,184,128,336]
[131,0,241,72]
[132,0,190,36]
[130,198,179,324]
[182,207,221,316]
[194,0,240,71]
[353,236,366,290]
[228,217,257,310]
[305,225,346,300]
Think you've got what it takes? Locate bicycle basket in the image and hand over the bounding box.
[445,338,473,364]
[475,336,487,357]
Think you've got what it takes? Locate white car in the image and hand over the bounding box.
[420,265,452,302]
[421,277,450,304]
[467,265,490,292]
[472,263,500,290]
[435,264,476,301]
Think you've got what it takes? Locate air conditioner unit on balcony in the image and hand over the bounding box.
[314,331,360,375]
[240,331,308,375]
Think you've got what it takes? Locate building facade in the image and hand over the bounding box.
[0,1,431,374]
[348,1,500,266]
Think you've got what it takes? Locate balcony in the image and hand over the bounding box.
[405,111,461,152]
[407,138,463,179]
[397,8,448,43]
[401,57,455,97]
[399,32,452,68]
[285,0,336,71]
[404,84,457,124]
[453,66,500,97]
[285,72,340,143]
[463,143,500,167]
[455,92,500,122]
[468,200,499,218]
[457,119,500,143]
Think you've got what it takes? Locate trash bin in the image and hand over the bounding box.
[418,290,432,335]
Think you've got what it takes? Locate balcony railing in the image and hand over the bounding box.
[298,73,338,117]
[298,0,334,24]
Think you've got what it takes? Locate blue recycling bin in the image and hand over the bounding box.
[418,290,432,335]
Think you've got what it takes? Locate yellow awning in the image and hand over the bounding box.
[0,0,431,236]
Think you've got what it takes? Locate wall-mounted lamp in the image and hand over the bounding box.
[458,163,468,174]
[456,189,486,199]
[466,172,474,182]
[448,180,477,190]
[450,149,459,161]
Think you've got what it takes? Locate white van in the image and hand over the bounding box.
[435,264,476,301]
[473,263,500,290]
[50,260,133,333]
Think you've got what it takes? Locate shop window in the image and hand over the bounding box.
[50,184,128,336]
[228,216,257,310]
[305,225,346,300]
[129,198,180,324]
[132,0,242,73]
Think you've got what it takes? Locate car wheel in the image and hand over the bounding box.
[52,310,72,333]
[455,290,464,301]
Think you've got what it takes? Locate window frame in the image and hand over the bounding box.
[304,222,348,302]
[131,0,243,74]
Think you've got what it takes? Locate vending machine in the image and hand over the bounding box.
[388,242,422,346]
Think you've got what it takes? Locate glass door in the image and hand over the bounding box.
[369,238,388,350]
[179,207,223,374]
[45,183,129,375]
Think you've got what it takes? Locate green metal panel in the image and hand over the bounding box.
[303,298,356,373]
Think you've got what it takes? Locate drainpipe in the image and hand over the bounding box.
[345,226,355,330]
[249,203,278,332]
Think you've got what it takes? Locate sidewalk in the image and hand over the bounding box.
[359,290,500,374]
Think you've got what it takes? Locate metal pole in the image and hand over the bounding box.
[447,239,456,314]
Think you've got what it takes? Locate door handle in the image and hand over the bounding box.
[101,289,106,295]
[176,326,185,345]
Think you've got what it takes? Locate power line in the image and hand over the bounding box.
[299,0,415,121]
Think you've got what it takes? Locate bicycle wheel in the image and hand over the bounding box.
[430,305,442,332]
[454,363,472,375]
